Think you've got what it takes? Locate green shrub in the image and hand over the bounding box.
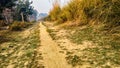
[0,20,6,26]
[9,22,22,31]
[9,21,33,31]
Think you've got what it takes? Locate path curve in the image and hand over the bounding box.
[39,22,71,68]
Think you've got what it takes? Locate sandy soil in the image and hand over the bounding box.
[43,22,95,68]
[39,22,72,68]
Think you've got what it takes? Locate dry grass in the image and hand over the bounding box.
[0,23,43,68]
[65,24,120,67]
[44,21,120,67]
[47,0,120,27]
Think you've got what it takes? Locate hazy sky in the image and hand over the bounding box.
[30,0,69,13]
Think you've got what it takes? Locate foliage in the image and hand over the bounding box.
[13,0,34,21]
[0,0,17,8]
[48,0,120,26]
[9,21,33,31]
[49,2,61,21]
[0,0,36,23]
[0,20,6,26]
[0,0,18,20]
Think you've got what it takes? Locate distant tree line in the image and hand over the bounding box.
[0,0,38,25]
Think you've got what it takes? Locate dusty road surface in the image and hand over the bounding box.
[39,22,71,68]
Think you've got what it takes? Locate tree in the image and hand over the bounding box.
[0,0,17,24]
[14,0,34,22]
[32,9,38,21]
[49,1,61,21]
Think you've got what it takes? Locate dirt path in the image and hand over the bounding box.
[39,22,71,68]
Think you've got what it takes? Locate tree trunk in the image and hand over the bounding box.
[4,16,9,24]
[21,12,24,23]
[3,9,9,24]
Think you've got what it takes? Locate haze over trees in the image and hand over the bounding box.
[0,0,38,27]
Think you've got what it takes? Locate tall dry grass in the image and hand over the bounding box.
[47,0,120,26]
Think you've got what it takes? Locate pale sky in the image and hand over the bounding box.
[30,0,70,13]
